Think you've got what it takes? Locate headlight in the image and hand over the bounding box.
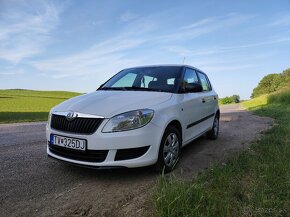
[102,109,154,133]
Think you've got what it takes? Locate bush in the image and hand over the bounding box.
[219,95,240,105]
[251,68,290,98]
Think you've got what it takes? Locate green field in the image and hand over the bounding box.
[152,89,290,217]
[0,89,81,123]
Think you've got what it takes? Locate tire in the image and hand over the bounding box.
[207,114,219,140]
[155,125,181,173]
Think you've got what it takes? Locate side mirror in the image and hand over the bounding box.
[184,83,203,93]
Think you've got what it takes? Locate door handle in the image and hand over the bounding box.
[202,98,206,103]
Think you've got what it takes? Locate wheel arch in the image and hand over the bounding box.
[165,120,183,143]
[155,119,183,172]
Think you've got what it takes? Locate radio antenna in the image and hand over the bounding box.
[182,56,186,64]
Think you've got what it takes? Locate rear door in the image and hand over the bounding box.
[196,71,217,130]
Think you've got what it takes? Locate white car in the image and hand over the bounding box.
[47,65,219,172]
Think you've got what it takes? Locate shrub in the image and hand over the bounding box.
[251,68,290,98]
[219,95,240,105]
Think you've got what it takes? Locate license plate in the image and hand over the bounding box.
[50,134,86,151]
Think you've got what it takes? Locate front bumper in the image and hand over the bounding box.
[46,121,163,168]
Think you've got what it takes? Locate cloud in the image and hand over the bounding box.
[200,64,255,73]
[181,17,218,30]
[0,1,64,64]
[119,12,138,23]
[165,36,290,57]
[0,68,25,75]
[31,35,146,78]
[30,11,163,79]
[158,13,253,42]
[27,11,263,81]
[267,15,290,27]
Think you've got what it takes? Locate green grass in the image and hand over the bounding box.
[152,89,290,217]
[0,89,81,123]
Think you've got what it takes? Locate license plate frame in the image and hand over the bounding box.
[50,134,87,151]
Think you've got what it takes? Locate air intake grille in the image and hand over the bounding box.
[51,114,103,134]
[115,146,150,161]
[48,142,108,162]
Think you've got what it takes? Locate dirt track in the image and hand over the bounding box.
[0,104,273,217]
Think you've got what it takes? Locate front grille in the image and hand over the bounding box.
[51,114,103,134]
[48,142,108,162]
[115,146,150,161]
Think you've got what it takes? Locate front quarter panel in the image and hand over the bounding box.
[150,94,183,144]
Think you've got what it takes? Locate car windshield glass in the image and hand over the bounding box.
[100,66,182,93]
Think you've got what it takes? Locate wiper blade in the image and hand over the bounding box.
[99,86,163,92]
[99,87,126,91]
[125,86,163,92]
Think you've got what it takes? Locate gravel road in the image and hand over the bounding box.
[0,104,273,217]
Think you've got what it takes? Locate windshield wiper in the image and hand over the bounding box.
[99,87,126,91]
[99,86,163,92]
[124,86,163,92]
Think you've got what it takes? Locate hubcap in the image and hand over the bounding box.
[163,133,179,167]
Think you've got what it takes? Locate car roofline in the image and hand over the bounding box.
[121,64,207,74]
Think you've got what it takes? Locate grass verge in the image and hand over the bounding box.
[0,89,80,123]
[152,90,290,217]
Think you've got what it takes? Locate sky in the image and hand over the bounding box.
[0,0,290,99]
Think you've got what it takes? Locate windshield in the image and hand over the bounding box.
[100,66,183,93]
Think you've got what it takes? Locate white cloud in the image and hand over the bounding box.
[200,64,255,73]
[0,1,63,64]
[267,15,290,27]
[165,36,290,57]
[31,35,146,78]
[30,11,162,79]
[181,17,217,30]
[159,13,253,42]
[0,68,25,75]
[27,11,264,81]
[119,12,138,23]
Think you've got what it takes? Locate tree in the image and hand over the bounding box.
[231,95,240,103]
[251,69,290,98]
[219,95,240,104]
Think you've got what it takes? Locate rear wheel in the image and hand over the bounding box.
[155,125,181,173]
[207,115,219,140]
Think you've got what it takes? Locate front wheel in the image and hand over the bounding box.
[155,125,181,173]
[207,115,219,140]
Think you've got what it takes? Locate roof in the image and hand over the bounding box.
[123,64,206,74]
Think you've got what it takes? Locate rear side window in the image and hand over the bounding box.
[167,78,175,85]
[183,68,199,84]
[197,72,211,91]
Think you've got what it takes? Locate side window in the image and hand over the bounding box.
[183,68,199,85]
[112,72,137,87]
[197,72,210,91]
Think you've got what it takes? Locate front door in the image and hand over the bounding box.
[180,68,209,144]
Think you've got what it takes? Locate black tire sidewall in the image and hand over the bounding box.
[207,115,219,140]
[156,125,181,173]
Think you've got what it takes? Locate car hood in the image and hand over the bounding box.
[52,90,172,118]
